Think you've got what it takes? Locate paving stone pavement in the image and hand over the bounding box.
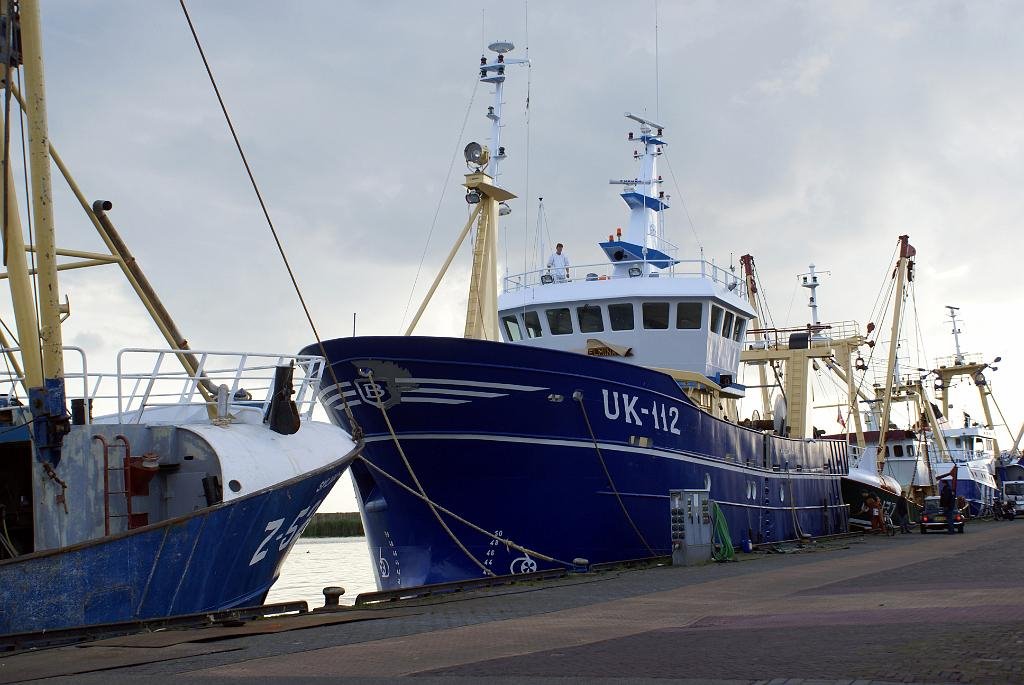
[6,521,1024,684]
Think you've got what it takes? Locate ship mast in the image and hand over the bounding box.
[875,235,915,472]
[931,307,1002,458]
[16,0,68,465]
[463,42,523,340]
[404,41,525,340]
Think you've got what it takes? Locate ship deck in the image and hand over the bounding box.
[4,521,1024,684]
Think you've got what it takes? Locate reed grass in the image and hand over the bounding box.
[301,512,364,538]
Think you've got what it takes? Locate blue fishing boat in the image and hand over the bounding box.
[306,42,847,591]
[0,2,358,636]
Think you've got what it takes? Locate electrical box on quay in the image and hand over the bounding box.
[670,489,712,566]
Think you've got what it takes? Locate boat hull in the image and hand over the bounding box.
[0,449,355,636]
[307,336,849,591]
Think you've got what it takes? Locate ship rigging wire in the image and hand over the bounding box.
[521,0,532,278]
[398,77,481,333]
[178,1,360,432]
[661,155,704,256]
[15,65,39,383]
[0,41,44,387]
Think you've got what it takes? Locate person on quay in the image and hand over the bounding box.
[939,479,956,534]
[547,243,570,283]
[896,494,911,534]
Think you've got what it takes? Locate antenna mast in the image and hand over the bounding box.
[946,305,964,364]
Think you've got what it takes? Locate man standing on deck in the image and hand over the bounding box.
[547,243,570,283]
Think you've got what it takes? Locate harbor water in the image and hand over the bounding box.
[265,537,377,609]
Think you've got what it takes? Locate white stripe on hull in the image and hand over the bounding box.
[363,432,842,481]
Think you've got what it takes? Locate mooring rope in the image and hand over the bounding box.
[573,390,655,557]
[366,370,495,576]
[178,1,361,437]
[355,455,571,567]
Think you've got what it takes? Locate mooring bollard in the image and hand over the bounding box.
[323,586,345,608]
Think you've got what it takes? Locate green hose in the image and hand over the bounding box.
[711,501,735,562]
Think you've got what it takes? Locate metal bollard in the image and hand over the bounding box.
[322,586,345,608]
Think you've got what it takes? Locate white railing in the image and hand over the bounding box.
[0,347,326,424]
[934,352,984,369]
[819,320,863,340]
[503,258,746,299]
[0,345,91,409]
[113,349,326,420]
[941,448,991,464]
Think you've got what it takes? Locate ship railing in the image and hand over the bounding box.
[0,345,91,417]
[648,235,680,259]
[0,347,326,425]
[848,444,864,466]
[744,323,837,350]
[113,348,326,421]
[940,448,991,464]
[817,320,864,341]
[934,352,985,369]
[503,258,746,298]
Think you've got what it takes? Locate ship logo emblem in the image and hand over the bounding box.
[352,360,417,409]
[510,555,537,574]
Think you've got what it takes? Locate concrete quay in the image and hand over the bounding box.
[3,520,1023,685]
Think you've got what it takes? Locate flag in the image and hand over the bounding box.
[836,407,846,430]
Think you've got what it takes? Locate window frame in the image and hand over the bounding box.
[523,310,543,338]
[545,307,574,335]
[721,311,734,340]
[576,304,605,333]
[502,314,523,341]
[608,302,635,331]
[676,302,703,330]
[642,301,670,330]
[710,305,724,335]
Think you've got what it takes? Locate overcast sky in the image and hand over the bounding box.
[15,1,1023,510]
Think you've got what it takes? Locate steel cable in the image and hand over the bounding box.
[178,1,360,435]
[574,391,656,557]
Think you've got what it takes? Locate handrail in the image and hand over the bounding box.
[503,257,745,297]
[0,346,326,423]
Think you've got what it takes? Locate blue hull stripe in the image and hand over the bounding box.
[0,447,357,635]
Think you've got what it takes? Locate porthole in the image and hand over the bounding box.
[228,479,242,493]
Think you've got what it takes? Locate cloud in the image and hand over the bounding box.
[754,53,833,97]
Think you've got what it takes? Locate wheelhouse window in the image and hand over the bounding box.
[502,315,523,341]
[642,302,670,329]
[722,311,734,339]
[524,311,543,338]
[907,444,916,457]
[893,445,904,458]
[608,303,634,331]
[732,316,745,341]
[546,308,573,335]
[577,305,604,333]
[710,305,723,335]
[676,302,702,329]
